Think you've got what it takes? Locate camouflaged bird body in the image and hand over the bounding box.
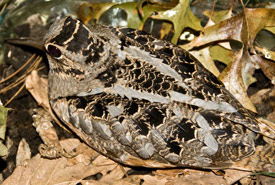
[44,17,274,170]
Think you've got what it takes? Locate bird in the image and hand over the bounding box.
[29,16,275,171]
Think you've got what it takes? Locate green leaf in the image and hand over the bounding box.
[252,171,275,178]
[114,3,142,29]
[209,45,234,65]
[0,104,8,140]
[77,2,116,24]
[151,0,202,44]
[0,142,8,157]
[204,9,232,23]
[116,2,172,30]
[0,104,8,157]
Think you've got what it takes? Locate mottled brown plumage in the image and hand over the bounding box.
[44,16,274,171]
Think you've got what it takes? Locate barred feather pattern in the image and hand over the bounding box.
[43,16,275,171]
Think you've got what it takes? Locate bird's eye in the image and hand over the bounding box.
[47,45,61,58]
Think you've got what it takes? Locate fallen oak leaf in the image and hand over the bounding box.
[251,54,275,84]
[77,2,116,25]
[223,169,251,184]
[151,169,227,185]
[1,139,115,185]
[182,12,244,51]
[16,138,31,166]
[190,47,220,77]
[203,8,233,24]
[255,46,275,61]
[183,8,275,51]
[245,8,275,49]
[151,0,202,44]
[209,44,235,66]
[219,48,257,112]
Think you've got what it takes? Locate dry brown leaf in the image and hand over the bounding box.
[182,12,244,51]
[245,8,275,48]
[32,108,68,158]
[181,9,275,102]
[184,8,275,50]
[219,49,257,112]
[251,54,275,84]
[204,9,233,24]
[223,169,251,184]
[258,173,275,185]
[16,138,31,166]
[2,139,117,185]
[151,169,226,185]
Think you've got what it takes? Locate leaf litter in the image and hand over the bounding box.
[1,0,275,184]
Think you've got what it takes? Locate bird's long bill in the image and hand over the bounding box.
[5,37,44,51]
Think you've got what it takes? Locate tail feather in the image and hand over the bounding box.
[232,140,275,172]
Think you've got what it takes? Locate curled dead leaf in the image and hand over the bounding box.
[251,54,275,84]
[219,49,257,112]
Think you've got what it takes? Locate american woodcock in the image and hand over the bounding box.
[33,16,275,171]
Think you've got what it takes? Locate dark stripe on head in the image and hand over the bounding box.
[83,40,105,64]
[81,36,101,57]
[84,54,93,64]
[66,23,90,53]
[50,17,77,45]
[66,68,84,75]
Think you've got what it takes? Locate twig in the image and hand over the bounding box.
[4,82,25,106]
[0,54,36,84]
[0,55,42,94]
[0,2,7,15]
[209,0,216,23]
[0,77,25,94]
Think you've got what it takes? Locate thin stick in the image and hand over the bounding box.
[4,82,25,106]
[0,56,42,94]
[204,0,216,27]
[0,77,25,94]
[2,55,43,105]
[0,3,7,14]
[209,0,216,22]
[35,65,46,72]
[244,0,250,6]
[0,54,36,84]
